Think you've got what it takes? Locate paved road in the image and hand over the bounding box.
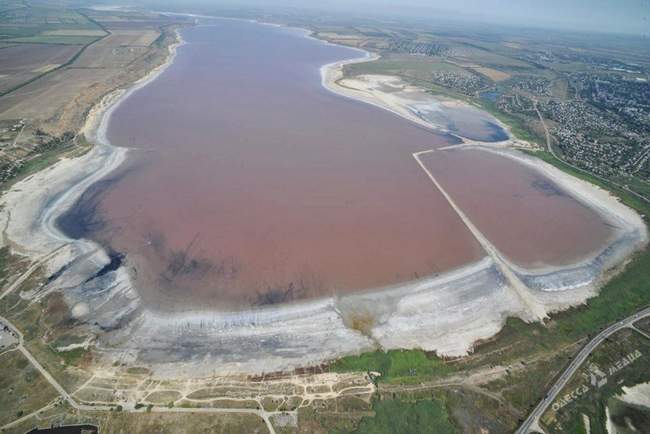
[516,306,650,434]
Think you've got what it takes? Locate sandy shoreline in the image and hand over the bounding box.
[323,72,519,144]
[1,28,183,255]
[319,70,647,269]
[0,18,647,377]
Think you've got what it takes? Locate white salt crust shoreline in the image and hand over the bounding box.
[0,18,647,377]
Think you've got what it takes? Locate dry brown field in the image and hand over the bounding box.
[0,43,79,94]
[0,25,177,135]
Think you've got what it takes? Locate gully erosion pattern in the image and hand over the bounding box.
[0,18,646,376]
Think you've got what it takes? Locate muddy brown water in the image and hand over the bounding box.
[60,20,611,310]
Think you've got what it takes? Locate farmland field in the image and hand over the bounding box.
[0,10,105,45]
[0,43,79,93]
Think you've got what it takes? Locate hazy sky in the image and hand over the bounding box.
[405,0,649,35]
[233,0,650,35]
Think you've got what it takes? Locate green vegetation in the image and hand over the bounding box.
[0,245,29,290]
[0,6,100,42]
[0,7,647,433]
[542,329,650,433]
[634,316,650,335]
[17,143,70,175]
[0,247,12,275]
[527,149,650,213]
[613,175,650,201]
[126,366,151,375]
[484,346,576,418]
[0,132,79,192]
[7,401,268,434]
[479,100,545,145]
[0,289,92,391]
[333,149,650,423]
[5,35,99,44]
[319,23,650,428]
[153,24,175,48]
[607,397,650,434]
[335,398,455,434]
[0,3,108,97]
[0,350,59,426]
[50,333,88,349]
[346,54,468,81]
[331,349,452,384]
[54,346,89,366]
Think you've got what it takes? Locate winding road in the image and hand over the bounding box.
[516,306,650,434]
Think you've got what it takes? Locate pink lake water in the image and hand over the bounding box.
[60,19,612,310]
[420,148,613,267]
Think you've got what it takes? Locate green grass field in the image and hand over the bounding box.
[4,34,99,44]
[0,6,102,43]
[478,100,545,145]
[331,349,453,384]
[0,350,59,426]
[335,398,456,434]
[612,175,650,200]
[345,53,471,83]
